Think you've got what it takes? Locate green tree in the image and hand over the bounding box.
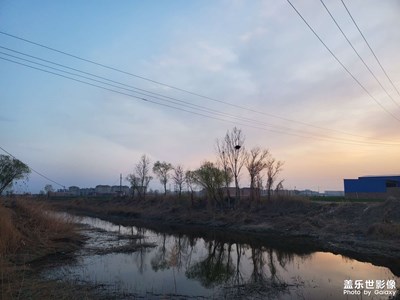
[153,161,172,196]
[44,184,54,193]
[193,161,229,208]
[0,155,30,195]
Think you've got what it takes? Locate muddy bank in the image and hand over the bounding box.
[0,199,102,300]
[48,196,400,277]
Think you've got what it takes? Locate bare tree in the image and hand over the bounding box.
[172,165,185,198]
[153,161,173,196]
[216,127,247,207]
[275,180,285,195]
[266,158,284,201]
[185,170,196,207]
[216,142,233,207]
[127,154,152,199]
[126,174,139,198]
[246,147,270,202]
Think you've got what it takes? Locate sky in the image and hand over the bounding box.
[0,0,399,193]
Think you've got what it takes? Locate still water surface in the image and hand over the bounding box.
[44,214,398,299]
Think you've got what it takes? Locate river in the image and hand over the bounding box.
[43,214,399,299]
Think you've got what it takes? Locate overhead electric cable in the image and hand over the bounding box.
[3,47,390,142]
[0,50,319,135]
[2,51,400,146]
[0,46,396,142]
[286,0,400,123]
[1,55,398,147]
[340,0,400,98]
[0,56,286,136]
[320,0,400,108]
[0,31,395,136]
[0,145,65,188]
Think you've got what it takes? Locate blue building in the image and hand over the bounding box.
[344,175,400,199]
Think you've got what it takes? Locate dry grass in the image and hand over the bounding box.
[49,195,400,242]
[0,198,83,300]
[0,204,22,256]
[367,223,400,239]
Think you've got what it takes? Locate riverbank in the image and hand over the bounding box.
[0,198,97,299]
[47,196,400,277]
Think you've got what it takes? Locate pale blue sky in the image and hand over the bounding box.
[1,0,400,193]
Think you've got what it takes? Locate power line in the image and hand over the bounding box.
[340,0,400,98]
[0,145,65,188]
[286,0,400,123]
[1,54,399,147]
[3,47,396,144]
[0,56,290,137]
[320,0,400,108]
[0,31,395,138]
[0,49,304,135]
[1,45,399,146]
[0,52,302,135]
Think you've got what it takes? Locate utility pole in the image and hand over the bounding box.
[120,173,122,195]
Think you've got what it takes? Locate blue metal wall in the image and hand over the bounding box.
[344,176,400,193]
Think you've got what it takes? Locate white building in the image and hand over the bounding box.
[95,185,111,195]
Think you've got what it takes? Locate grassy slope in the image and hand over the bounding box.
[50,195,400,238]
[0,198,90,300]
[49,195,400,255]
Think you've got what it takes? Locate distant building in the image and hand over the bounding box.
[111,185,130,196]
[80,188,95,196]
[95,185,111,195]
[324,191,344,197]
[344,175,400,199]
[68,186,80,196]
[298,189,320,197]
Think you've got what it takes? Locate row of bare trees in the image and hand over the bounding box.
[125,155,195,202]
[215,127,284,205]
[125,127,283,207]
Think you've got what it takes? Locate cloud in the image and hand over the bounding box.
[239,27,268,43]
[1,0,400,193]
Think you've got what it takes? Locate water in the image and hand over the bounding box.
[44,214,399,299]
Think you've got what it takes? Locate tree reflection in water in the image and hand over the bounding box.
[148,230,311,299]
[186,241,235,288]
[221,243,297,299]
[133,227,148,274]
